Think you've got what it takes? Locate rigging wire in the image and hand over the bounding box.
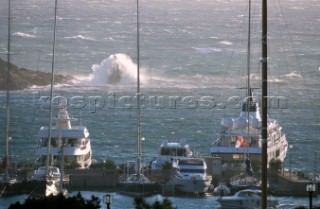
[210,2,250,122]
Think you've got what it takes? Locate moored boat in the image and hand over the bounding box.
[117,0,158,197]
[28,165,69,198]
[171,158,212,194]
[209,0,288,177]
[35,99,93,169]
[151,139,193,172]
[217,189,278,209]
[210,94,288,173]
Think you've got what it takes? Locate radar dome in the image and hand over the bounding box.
[221,117,234,128]
[235,116,247,129]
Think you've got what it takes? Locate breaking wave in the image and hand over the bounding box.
[73,53,147,86]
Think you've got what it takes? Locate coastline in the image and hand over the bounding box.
[0,58,72,91]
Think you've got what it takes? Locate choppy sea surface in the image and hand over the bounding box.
[0,0,319,208]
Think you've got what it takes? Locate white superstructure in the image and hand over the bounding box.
[151,139,193,171]
[36,100,92,169]
[210,96,288,171]
[171,158,212,194]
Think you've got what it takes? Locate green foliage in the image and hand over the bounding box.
[90,159,117,169]
[269,158,282,172]
[103,159,117,169]
[119,163,135,173]
[8,192,100,209]
[134,196,178,209]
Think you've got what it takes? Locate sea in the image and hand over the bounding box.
[0,0,319,208]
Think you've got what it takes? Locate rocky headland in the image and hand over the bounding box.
[0,58,72,91]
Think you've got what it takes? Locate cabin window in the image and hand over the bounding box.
[41,138,48,146]
[232,154,241,160]
[179,168,205,174]
[160,148,186,156]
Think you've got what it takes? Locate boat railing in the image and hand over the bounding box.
[80,140,89,150]
[62,139,89,149]
[215,134,261,148]
[211,138,221,146]
[230,173,246,183]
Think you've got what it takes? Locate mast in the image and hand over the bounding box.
[46,0,58,171]
[245,0,252,145]
[136,0,142,177]
[3,0,12,181]
[246,0,251,100]
[261,0,268,208]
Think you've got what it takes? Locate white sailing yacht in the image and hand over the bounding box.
[118,0,159,197]
[30,0,68,197]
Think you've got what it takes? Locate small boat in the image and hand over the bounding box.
[151,139,193,171]
[29,166,68,197]
[35,99,93,169]
[229,173,260,193]
[229,158,261,192]
[29,166,60,197]
[213,184,231,196]
[118,172,160,197]
[32,166,62,181]
[171,158,212,194]
[217,189,278,209]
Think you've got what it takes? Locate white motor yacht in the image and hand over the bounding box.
[171,158,212,194]
[36,100,92,169]
[210,95,288,172]
[151,139,193,171]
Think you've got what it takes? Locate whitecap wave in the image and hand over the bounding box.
[65,35,95,41]
[281,72,301,78]
[12,32,36,38]
[269,78,287,84]
[219,40,233,45]
[193,47,222,54]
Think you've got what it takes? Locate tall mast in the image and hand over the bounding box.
[136,0,142,177]
[245,0,252,143]
[261,0,268,208]
[246,0,251,99]
[46,0,58,170]
[4,0,12,181]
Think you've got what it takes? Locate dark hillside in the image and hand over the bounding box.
[0,58,72,90]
